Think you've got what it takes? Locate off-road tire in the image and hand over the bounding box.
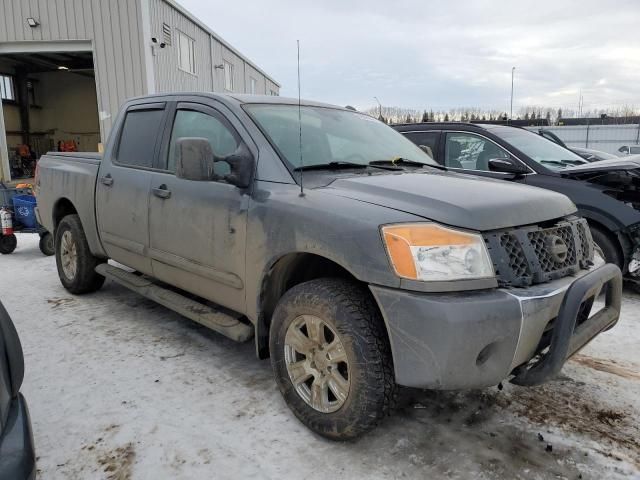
[270,278,396,440]
[590,225,623,269]
[55,214,105,294]
[0,234,17,254]
[39,232,55,256]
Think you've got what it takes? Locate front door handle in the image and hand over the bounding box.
[100,174,113,186]
[152,185,171,199]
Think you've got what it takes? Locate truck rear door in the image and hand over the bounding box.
[95,102,167,275]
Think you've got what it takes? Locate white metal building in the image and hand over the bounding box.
[0,0,280,181]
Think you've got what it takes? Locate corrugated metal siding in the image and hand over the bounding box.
[149,0,213,93]
[0,0,147,140]
[150,0,279,96]
[266,79,279,96]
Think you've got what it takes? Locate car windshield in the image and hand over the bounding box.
[492,127,589,170]
[244,104,436,170]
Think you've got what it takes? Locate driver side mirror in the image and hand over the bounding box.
[488,158,529,175]
[175,137,254,188]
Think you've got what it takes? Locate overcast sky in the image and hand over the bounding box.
[179,0,640,113]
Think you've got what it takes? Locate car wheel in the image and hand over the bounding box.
[0,234,17,254]
[55,214,105,294]
[39,232,55,256]
[269,278,396,440]
[590,226,623,269]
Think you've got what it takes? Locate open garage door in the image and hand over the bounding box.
[0,47,100,182]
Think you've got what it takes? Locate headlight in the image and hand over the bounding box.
[381,223,495,281]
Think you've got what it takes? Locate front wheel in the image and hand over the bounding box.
[55,214,105,294]
[590,225,623,269]
[269,278,396,440]
[0,234,17,254]
[39,232,55,256]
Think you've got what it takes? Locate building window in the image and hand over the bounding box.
[223,61,234,91]
[162,23,172,46]
[249,77,257,94]
[1,74,15,101]
[177,30,195,74]
[269,89,278,96]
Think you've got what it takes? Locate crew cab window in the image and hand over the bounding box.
[445,132,509,170]
[167,109,240,177]
[403,132,439,159]
[117,109,165,168]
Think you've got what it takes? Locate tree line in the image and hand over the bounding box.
[365,105,640,125]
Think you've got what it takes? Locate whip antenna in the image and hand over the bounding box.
[297,40,305,197]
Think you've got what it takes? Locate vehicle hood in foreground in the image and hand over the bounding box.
[323,171,576,231]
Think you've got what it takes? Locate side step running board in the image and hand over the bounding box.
[96,264,253,342]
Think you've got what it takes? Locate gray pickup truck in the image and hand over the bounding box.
[35,93,622,440]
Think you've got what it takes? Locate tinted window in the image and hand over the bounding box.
[491,127,588,170]
[117,109,165,168]
[445,132,510,170]
[403,132,439,159]
[167,109,240,176]
[631,146,640,154]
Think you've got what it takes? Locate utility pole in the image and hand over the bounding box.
[510,67,515,120]
[374,96,382,120]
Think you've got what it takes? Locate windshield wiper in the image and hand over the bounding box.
[294,161,368,172]
[370,158,447,171]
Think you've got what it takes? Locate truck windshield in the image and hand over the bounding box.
[492,127,588,170]
[244,104,436,170]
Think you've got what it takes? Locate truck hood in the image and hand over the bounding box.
[323,171,577,231]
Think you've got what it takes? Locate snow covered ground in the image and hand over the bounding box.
[1,235,639,479]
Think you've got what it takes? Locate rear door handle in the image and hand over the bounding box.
[100,174,113,186]
[152,185,171,199]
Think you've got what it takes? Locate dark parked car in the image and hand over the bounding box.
[0,302,35,479]
[536,130,618,162]
[394,122,640,290]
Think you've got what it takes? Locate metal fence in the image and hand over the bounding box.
[525,124,640,154]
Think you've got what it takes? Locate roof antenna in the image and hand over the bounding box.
[297,39,305,197]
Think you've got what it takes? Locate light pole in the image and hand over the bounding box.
[510,67,515,120]
[373,96,382,119]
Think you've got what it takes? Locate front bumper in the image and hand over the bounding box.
[370,263,622,389]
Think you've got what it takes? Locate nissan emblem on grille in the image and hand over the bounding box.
[546,235,568,263]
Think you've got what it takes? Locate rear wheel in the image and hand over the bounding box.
[270,278,395,440]
[0,234,17,254]
[55,215,105,294]
[39,232,55,256]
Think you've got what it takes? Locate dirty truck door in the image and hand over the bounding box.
[147,103,249,314]
[95,103,167,274]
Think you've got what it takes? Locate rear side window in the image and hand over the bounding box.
[117,109,165,168]
[403,131,439,159]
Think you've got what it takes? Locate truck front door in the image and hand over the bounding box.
[147,102,250,314]
[95,103,167,274]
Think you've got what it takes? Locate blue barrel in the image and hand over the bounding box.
[12,195,38,228]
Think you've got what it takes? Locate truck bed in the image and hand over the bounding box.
[36,152,106,257]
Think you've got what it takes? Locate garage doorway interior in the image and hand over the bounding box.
[0,50,100,181]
